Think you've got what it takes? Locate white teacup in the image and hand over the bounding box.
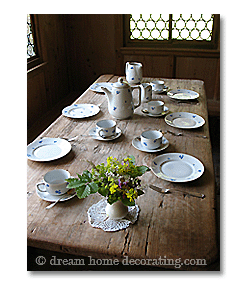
[96,120,116,138]
[141,130,163,150]
[148,100,164,115]
[125,61,143,84]
[37,169,70,195]
[151,80,165,92]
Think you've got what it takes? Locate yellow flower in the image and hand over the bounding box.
[126,188,138,202]
[110,183,118,194]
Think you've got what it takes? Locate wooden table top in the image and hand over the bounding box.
[27,74,218,270]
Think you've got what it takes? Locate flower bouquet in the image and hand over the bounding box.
[66,155,150,206]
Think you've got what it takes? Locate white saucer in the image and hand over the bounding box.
[153,85,168,94]
[36,186,76,202]
[167,89,199,100]
[165,112,205,129]
[132,136,169,153]
[88,127,122,141]
[89,82,113,93]
[27,138,71,162]
[62,104,100,118]
[151,153,204,182]
[142,106,169,117]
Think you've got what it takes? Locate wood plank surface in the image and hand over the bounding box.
[27,74,218,270]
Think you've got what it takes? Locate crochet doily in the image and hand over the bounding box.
[87,199,139,232]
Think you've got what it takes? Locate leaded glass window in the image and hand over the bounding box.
[129,14,214,41]
[27,14,36,58]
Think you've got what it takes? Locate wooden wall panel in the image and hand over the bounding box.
[37,14,70,106]
[176,57,219,101]
[64,14,117,92]
[123,55,173,78]
[27,71,47,129]
[27,14,72,142]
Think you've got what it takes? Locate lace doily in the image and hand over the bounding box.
[87,199,139,232]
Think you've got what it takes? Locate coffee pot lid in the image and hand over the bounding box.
[113,77,129,89]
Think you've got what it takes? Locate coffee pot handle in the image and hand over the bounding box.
[131,86,141,109]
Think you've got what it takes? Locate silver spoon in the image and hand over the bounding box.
[62,136,79,142]
[166,130,207,139]
[45,193,76,209]
[166,130,183,136]
[149,184,205,199]
[40,136,79,142]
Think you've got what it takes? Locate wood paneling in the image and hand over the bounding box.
[27,71,47,129]
[27,15,71,141]
[176,57,219,102]
[64,14,117,92]
[123,55,173,78]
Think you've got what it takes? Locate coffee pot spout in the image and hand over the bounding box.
[101,86,112,102]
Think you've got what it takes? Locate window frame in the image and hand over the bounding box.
[27,14,43,71]
[123,14,220,50]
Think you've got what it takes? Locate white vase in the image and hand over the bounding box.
[105,200,128,220]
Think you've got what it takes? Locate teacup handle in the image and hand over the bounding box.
[36,182,47,192]
[98,129,106,138]
[131,86,141,109]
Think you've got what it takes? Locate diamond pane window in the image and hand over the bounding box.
[130,14,214,41]
[27,14,36,58]
[130,14,169,40]
[172,14,214,41]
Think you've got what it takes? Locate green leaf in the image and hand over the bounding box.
[107,194,118,205]
[137,189,144,196]
[88,182,99,194]
[137,165,150,176]
[66,178,87,188]
[121,198,135,206]
[77,170,92,182]
[82,170,92,181]
[98,187,109,197]
[76,184,91,199]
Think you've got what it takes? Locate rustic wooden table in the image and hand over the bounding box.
[27,74,218,270]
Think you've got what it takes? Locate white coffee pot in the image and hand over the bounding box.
[101,77,141,119]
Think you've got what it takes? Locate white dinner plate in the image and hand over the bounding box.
[27,138,71,161]
[167,89,199,100]
[62,104,100,118]
[89,82,113,93]
[165,112,205,129]
[132,136,169,153]
[151,153,204,182]
[36,186,76,202]
[88,127,122,141]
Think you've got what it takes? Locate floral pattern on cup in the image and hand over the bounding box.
[36,169,70,196]
[125,61,143,84]
[151,80,165,92]
[141,130,163,150]
[148,100,164,115]
[96,119,116,138]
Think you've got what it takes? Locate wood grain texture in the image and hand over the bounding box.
[27,75,218,270]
